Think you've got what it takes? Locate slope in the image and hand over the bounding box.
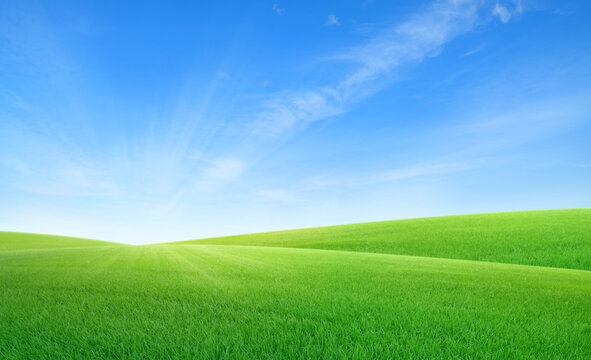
[0,231,123,252]
[168,208,591,270]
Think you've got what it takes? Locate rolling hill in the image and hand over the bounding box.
[1,209,590,358]
[169,208,591,270]
[0,231,122,252]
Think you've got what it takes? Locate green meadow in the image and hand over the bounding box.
[1,209,590,359]
[173,209,591,270]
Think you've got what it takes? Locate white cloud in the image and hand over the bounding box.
[251,88,345,134]
[204,159,245,180]
[492,1,523,23]
[261,80,272,87]
[492,3,512,22]
[273,4,286,16]
[463,45,485,56]
[575,163,591,168]
[250,0,517,136]
[326,14,340,26]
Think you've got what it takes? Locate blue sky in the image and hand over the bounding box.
[1,0,590,244]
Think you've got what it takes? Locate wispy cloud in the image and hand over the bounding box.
[463,44,485,56]
[326,14,340,26]
[251,88,345,134]
[273,4,286,16]
[492,1,523,23]
[250,0,522,136]
[575,163,591,168]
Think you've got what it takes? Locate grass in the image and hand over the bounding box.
[0,231,120,252]
[1,209,590,358]
[171,208,591,270]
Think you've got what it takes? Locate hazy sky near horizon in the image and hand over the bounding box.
[1,0,590,244]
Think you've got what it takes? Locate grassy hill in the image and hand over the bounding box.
[169,209,591,270]
[1,209,590,358]
[0,231,122,252]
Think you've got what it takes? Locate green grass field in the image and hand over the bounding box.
[172,209,591,270]
[0,231,121,252]
[1,209,590,359]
